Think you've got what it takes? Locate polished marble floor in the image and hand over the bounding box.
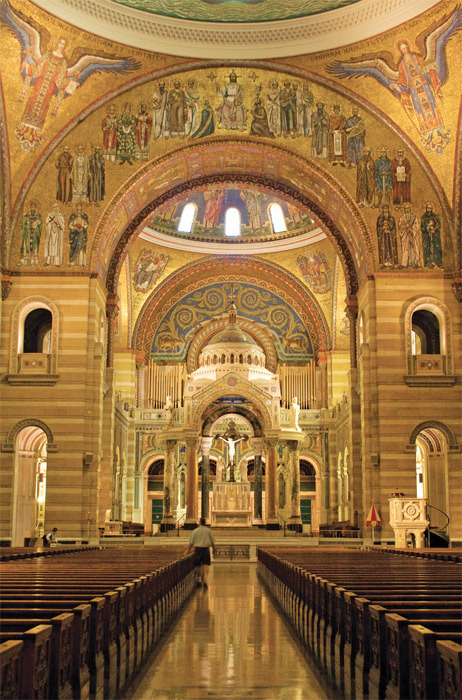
[123,563,342,700]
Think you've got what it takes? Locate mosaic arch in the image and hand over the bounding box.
[151,283,314,362]
[5,57,452,269]
[202,405,262,438]
[192,381,273,433]
[132,256,331,362]
[95,140,371,295]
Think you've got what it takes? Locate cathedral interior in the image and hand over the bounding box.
[1,0,461,550]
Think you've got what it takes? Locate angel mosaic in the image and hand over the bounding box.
[297,250,332,294]
[133,249,170,293]
[1,0,140,150]
[326,6,462,154]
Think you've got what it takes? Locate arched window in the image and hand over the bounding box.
[411,309,440,354]
[9,298,59,382]
[225,207,241,237]
[269,203,287,233]
[403,297,453,382]
[23,309,52,353]
[177,203,196,233]
[148,459,164,476]
[299,459,316,491]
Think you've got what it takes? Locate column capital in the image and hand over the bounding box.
[266,437,279,449]
[201,436,213,455]
[136,351,147,368]
[106,294,119,317]
[286,439,300,452]
[185,436,198,449]
[250,437,263,455]
[344,294,358,320]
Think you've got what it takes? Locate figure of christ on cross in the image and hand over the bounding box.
[218,435,244,481]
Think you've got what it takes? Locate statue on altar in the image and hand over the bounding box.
[164,395,174,426]
[216,455,225,482]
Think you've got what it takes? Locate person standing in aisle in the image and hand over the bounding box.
[184,518,216,588]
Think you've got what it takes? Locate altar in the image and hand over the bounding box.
[211,482,252,527]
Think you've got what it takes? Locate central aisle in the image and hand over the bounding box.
[123,563,341,699]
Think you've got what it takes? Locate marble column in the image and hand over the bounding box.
[317,352,328,409]
[321,431,330,524]
[251,438,263,522]
[162,439,176,531]
[106,296,118,369]
[287,440,302,532]
[184,437,198,529]
[265,438,279,529]
[201,437,213,522]
[345,295,359,369]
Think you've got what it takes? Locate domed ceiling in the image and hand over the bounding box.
[32,0,434,58]
[109,0,361,23]
[143,183,320,249]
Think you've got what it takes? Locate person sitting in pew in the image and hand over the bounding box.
[42,527,58,547]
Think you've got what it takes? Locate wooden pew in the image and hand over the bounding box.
[0,625,52,699]
[0,640,23,700]
[257,547,462,700]
[0,547,196,699]
[437,639,462,700]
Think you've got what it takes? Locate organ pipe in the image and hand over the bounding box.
[278,360,315,409]
[147,362,186,409]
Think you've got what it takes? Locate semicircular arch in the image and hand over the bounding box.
[201,404,262,438]
[409,421,459,452]
[193,388,271,435]
[2,419,58,453]
[6,61,453,272]
[92,139,373,294]
[133,256,331,362]
[187,316,278,373]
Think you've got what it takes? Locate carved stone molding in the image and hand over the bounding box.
[404,375,456,387]
[5,374,60,386]
[452,279,462,302]
[1,276,12,300]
